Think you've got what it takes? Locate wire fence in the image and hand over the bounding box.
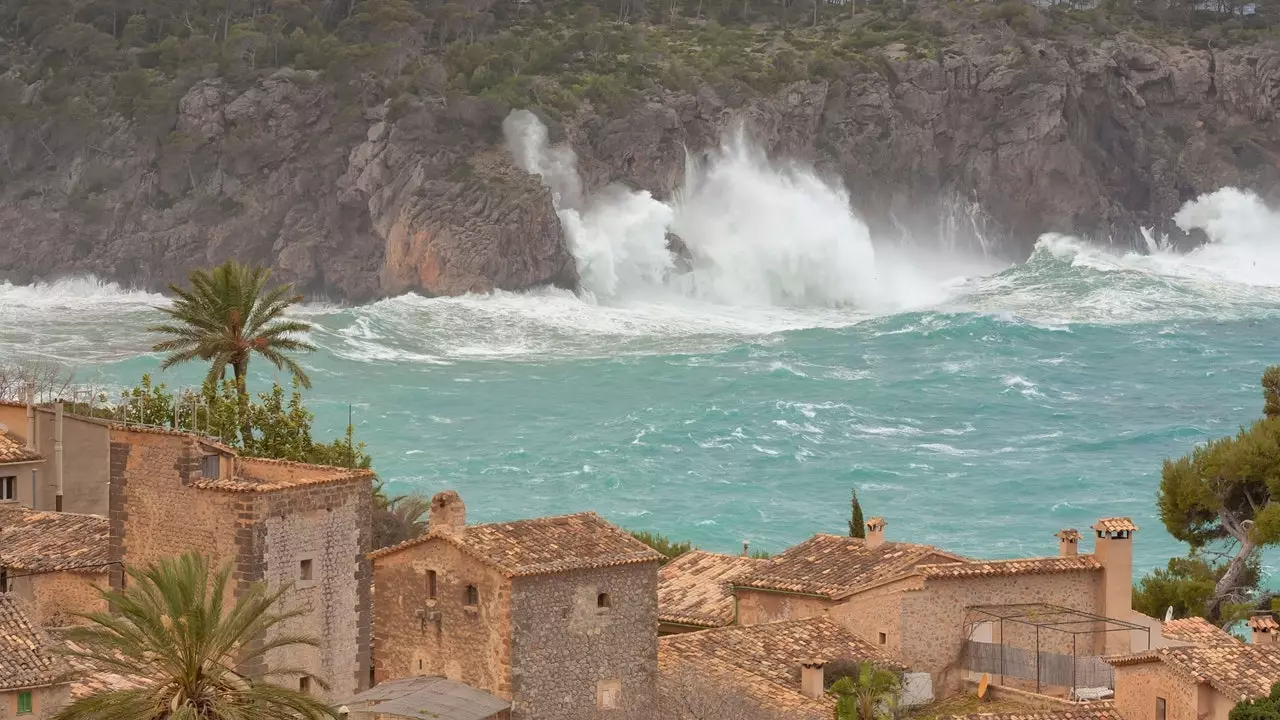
[964,641,1114,690]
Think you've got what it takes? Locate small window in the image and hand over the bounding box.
[465,584,479,606]
[0,566,7,593]
[598,592,612,609]
[201,455,220,479]
[17,690,33,715]
[597,678,621,711]
[878,632,888,645]
[0,476,15,501]
[419,659,423,671]
[427,570,437,599]
[299,559,313,581]
[1156,697,1166,720]
[299,676,311,694]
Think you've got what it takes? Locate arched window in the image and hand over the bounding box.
[466,584,479,606]
[597,592,612,609]
[427,570,437,599]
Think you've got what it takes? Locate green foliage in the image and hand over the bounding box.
[1132,554,1260,624]
[830,661,901,720]
[1230,682,1280,720]
[113,375,372,469]
[1155,366,1280,620]
[849,487,866,538]
[55,551,336,720]
[629,530,693,562]
[149,260,316,396]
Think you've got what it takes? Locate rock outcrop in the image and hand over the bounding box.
[1,34,1278,300]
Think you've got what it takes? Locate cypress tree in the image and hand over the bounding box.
[849,488,866,538]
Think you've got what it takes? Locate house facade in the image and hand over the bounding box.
[0,595,68,720]
[107,425,374,700]
[370,490,663,719]
[0,504,110,626]
[0,402,111,514]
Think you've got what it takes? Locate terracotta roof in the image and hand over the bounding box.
[658,551,767,627]
[1248,615,1280,632]
[0,505,111,572]
[1055,529,1082,541]
[1162,617,1240,646]
[369,512,663,576]
[735,534,967,599]
[0,595,64,690]
[659,651,831,720]
[1108,644,1280,699]
[941,705,1122,720]
[659,616,906,692]
[918,555,1102,579]
[189,467,375,493]
[0,433,41,464]
[1092,517,1138,533]
[53,636,153,700]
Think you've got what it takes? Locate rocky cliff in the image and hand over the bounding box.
[1,5,1278,301]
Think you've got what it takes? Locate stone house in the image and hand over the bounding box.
[725,516,1142,694]
[0,504,110,626]
[0,595,69,719]
[939,707,1124,720]
[369,490,663,719]
[658,616,906,720]
[108,425,375,700]
[0,401,112,514]
[656,550,766,635]
[1108,640,1280,720]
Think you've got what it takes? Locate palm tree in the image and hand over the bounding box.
[148,261,315,403]
[56,551,336,720]
[830,661,900,720]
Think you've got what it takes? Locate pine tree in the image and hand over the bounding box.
[849,488,866,538]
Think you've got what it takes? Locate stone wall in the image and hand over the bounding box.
[828,576,924,657]
[371,538,513,696]
[1112,662,1202,720]
[509,563,659,720]
[0,683,69,720]
[734,588,831,626]
[7,570,108,627]
[256,477,371,700]
[108,429,241,591]
[898,571,1104,693]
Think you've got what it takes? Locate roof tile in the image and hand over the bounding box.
[918,555,1102,579]
[0,433,41,464]
[1092,518,1139,533]
[941,705,1123,720]
[0,595,64,690]
[736,534,966,598]
[0,505,111,572]
[1162,617,1240,646]
[370,512,662,576]
[1108,644,1280,699]
[1248,615,1280,632]
[658,551,767,627]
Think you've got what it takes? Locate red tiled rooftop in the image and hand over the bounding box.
[917,555,1102,579]
[0,433,41,464]
[0,505,110,573]
[1162,617,1240,646]
[1108,643,1280,699]
[659,551,768,628]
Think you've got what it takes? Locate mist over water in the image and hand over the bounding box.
[2,122,1280,571]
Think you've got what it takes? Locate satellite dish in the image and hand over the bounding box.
[1165,607,1175,622]
[977,673,990,699]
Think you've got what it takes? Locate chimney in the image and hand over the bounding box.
[24,383,36,451]
[866,517,887,550]
[54,402,64,512]
[800,660,826,700]
[429,490,466,537]
[742,540,750,557]
[1056,529,1081,557]
[1093,517,1137,655]
[1248,614,1280,645]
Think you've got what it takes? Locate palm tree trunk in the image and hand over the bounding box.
[233,357,252,447]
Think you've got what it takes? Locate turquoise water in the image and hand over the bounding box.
[3,228,1279,574]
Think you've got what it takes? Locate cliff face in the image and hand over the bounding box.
[1,31,1277,301]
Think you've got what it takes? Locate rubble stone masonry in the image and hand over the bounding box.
[1112,662,1201,720]
[371,538,513,696]
[509,563,659,719]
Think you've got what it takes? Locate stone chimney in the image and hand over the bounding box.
[1092,517,1137,655]
[1248,614,1280,645]
[1056,529,1081,557]
[800,660,826,700]
[429,491,467,537]
[865,517,887,550]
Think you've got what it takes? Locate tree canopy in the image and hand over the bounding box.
[1155,366,1280,621]
[848,487,866,538]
